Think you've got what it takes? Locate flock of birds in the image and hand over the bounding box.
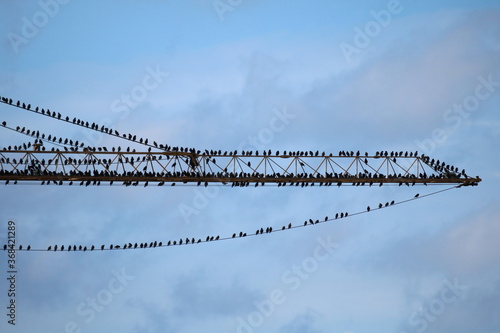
[0,96,185,153]
[0,96,470,174]
[0,154,468,187]
[0,96,474,188]
[2,190,431,253]
[0,97,478,252]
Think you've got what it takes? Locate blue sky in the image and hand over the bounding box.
[0,1,499,332]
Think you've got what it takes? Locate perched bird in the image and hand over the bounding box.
[414,193,419,198]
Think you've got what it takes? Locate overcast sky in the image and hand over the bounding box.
[0,1,499,332]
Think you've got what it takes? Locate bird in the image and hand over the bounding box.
[367,206,370,212]
[414,193,419,198]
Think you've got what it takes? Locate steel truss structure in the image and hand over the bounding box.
[0,150,481,186]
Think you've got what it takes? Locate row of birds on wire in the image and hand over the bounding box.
[1,190,432,253]
[1,96,196,153]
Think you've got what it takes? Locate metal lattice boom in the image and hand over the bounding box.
[0,150,481,186]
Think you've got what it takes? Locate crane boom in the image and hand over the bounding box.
[0,150,481,186]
